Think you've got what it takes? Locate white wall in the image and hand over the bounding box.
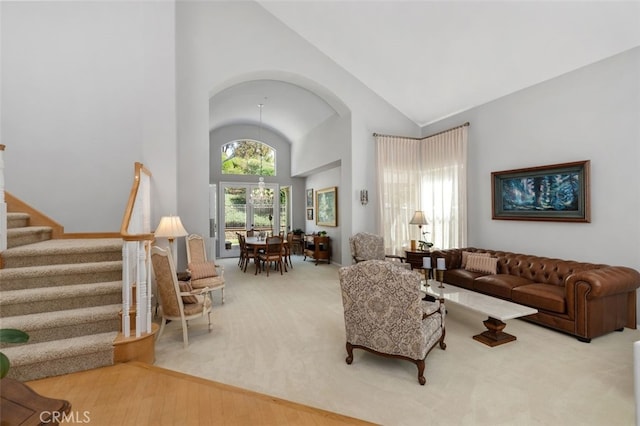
[1,1,177,232]
[422,47,640,317]
[175,1,417,266]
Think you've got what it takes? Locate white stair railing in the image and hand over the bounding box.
[0,145,6,251]
[120,162,153,337]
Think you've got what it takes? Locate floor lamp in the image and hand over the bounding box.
[154,215,188,261]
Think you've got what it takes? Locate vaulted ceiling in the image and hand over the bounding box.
[211,1,640,144]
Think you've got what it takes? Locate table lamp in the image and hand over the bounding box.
[409,210,428,250]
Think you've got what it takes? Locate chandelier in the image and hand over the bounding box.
[250,102,273,206]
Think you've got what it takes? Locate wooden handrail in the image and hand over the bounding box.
[120,162,152,238]
[123,234,155,242]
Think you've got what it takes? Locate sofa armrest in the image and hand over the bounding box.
[566,266,640,299]
[430,248,464,270]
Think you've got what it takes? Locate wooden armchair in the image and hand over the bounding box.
[339,260,446,384]
[185,234,225,303]
[151,246,212,348]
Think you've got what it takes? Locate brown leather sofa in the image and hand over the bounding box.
[430,248,640,342]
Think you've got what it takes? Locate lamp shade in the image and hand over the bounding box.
[155,215,188,240]
[409,211,428,226]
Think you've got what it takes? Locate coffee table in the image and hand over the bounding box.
[423,280,538,347]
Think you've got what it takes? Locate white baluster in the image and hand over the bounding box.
[136,241,145,337]
[0,144,6,251]
[122,243,131,338]
[146,241,152,334]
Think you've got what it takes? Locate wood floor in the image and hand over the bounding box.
[26,362,375,425]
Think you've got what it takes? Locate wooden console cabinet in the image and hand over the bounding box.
[404,249,431,270]
[304,235,331,265]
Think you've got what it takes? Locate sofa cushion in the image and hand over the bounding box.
[465,254,498,275]
[461,251,490,268]
[512,284,566,313]
[443,269,484,290]
[474,274,533,299]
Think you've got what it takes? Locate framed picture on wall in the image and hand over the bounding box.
[306,189,314,208]
[316,186,338,227]
[307,208,313,221]
[492,160,590,222]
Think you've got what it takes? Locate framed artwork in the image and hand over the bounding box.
[306,208,314,221]
[316,186,338,227]
[306,189,314,208]
[492,160,590,222]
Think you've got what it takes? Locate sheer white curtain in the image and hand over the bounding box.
[376,125,467,254]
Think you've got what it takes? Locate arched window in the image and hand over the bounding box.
[221,140,276,176]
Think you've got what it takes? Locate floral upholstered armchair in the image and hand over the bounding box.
[339,260,446,385]
[349,232,409,268]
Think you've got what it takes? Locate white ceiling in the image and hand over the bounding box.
[212,1,640,142]
[210,80,338,142]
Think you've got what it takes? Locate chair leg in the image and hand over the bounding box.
[156,318,167,341]
[416,359,426,385]
[181,318,189,349]
[221,288,225,304]
[207,312,212,332]
[345,342,354,364]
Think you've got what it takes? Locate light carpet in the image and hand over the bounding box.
[154,255,639,426]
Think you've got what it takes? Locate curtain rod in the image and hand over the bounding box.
[373,122,469,140]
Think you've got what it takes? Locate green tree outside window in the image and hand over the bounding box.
[222,140,276,176]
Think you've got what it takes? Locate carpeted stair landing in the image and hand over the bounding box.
[1,212,123,381]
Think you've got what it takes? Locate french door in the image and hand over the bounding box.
[219,182,280,258]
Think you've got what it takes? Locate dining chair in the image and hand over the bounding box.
[236,232,244,268]
[239,234,257,273]
[283,232,294,269]
[256,236,285,276]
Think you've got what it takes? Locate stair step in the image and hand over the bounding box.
[3,332,117,382]
[1,238,122,268]
[0,261,123,291]
[7,226,52,248]
[1,210,124,381]
[0,281,123,317]
[0,305,121,347]
[7,212,30,229]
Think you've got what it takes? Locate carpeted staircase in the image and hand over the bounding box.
[0,211,123,381]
